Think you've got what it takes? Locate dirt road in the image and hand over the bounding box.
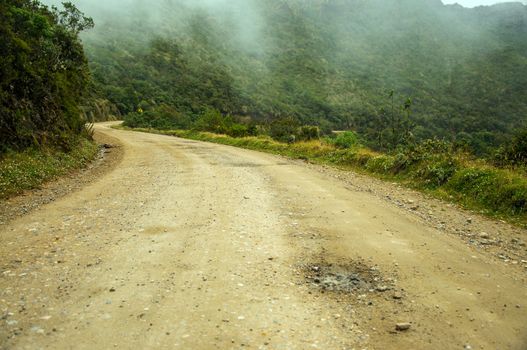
[1,122,526,349]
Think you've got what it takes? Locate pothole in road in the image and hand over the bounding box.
[302,260,396,295]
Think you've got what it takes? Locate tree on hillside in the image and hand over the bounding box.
[84,0,526,153]
[0,0,93,153]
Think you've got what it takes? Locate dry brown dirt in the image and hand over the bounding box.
[1,122,526,349]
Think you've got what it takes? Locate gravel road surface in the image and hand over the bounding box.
[1,122,526,349]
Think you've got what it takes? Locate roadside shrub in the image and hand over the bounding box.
[193,108,230,134]
[193,108,253,138]
[447,168,499,201]
[400,138,453,163]
[326,148,377,167]
[447,168,527,215]
[493,127,527,169]
[247,124,259,137]
[388,151,413,173]
[352,149,376,166]
[366,155,396,173]
[328,131,360,149]
[297,126,320,141]
[123,104,191,130]
[227,124,249,138]
[269,117,299,142]
[416,159,459,187]
[122,112,144,129]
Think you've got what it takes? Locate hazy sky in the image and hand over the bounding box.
[442,0,526,6]
[41,0,527,10]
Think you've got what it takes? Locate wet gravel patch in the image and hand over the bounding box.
[302,260,396,295]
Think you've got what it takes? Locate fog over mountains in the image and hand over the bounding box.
[41,0,527,153]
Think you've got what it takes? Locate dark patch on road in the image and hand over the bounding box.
[302,260,396,295]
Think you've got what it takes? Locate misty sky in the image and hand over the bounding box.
[40,0,527,12]
[442,0,526,6]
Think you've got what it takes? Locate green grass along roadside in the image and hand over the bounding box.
[117,126,527,228]
[0,139,99,200]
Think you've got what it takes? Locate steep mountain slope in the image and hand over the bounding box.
[77,0,526,152]
[0,0,93,153]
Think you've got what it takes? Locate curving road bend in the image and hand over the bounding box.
[1,122,526,349]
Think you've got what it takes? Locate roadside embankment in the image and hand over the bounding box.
[0,129,123,225]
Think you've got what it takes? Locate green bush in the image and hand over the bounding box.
[227,124,249,138]
[123,105,192,130]
[493,127,527,169]
[416,159,459,187]
[247,124,259,137]
[399,139,453,163]
[269,118,300,142]
[122,112,144,129]
[447,168,527,215]
[327,131,360,149]
[297,126,320,141]
[366,155,396,173]
[192,108,257,137]
[193,108,230,134]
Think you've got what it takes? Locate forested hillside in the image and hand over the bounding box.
[72,0,527,154]
[0,0,94,153]
[0,1,101,199]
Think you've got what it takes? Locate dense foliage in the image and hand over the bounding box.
[80,0,527,154]
[0,0,93,154]
[494,126,527,168]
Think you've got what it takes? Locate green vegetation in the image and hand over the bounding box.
[0,139,98,199]
[3,0,526,221]
[0,0,94,154]
[108,0,525,225]
[119,125,527,227]
[0,1,99,198]
[326,131,361,149]
[82,0,526,155]
[493,127,527,168]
